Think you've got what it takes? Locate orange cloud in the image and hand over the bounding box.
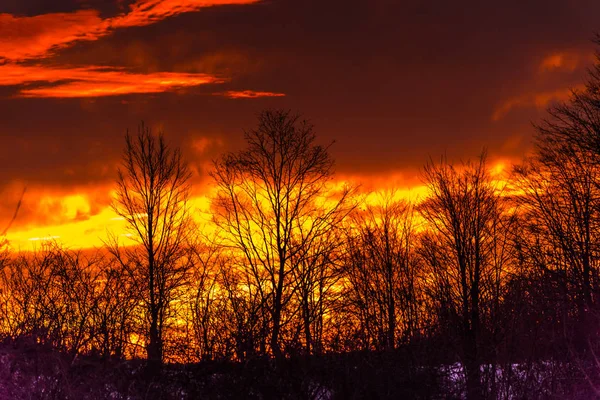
[217,90,286,99]
[0,64,223,97]
[0,0,260,62]
[538,50,595,73]
[492,85,584,121]
[192,137,224,153]
[0,11,106,62]
[539,52,579,72]
[111,0,260,29]
[2,185,112,231]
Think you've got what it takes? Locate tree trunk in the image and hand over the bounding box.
[303,295,312,355]
[387,273,395,350]
[147,308,162,371]
[271,309,283,360]
[271,258,285,362]
[271,288,283,361]
[464,328,482,400]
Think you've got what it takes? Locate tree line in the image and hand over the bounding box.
[2,43,600,400]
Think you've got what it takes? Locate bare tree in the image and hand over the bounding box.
[0,243,89,351]
[0,243,137,360]
[211,109,353,361]
[513,144,600,355]
[109,123,192,368]
[419,152,515,400]
[343,192,422,351]
[510,58,600,392]
[183,238,227,362]
[88,255,139,360]
[219,255,269,360]
[289,213,347,355]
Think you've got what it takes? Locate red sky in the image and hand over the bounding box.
[1,0,599,248]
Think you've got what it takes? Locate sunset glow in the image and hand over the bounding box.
[2,65,223,98]
[2,164,516,252]
[5,194,213,251]
[0,0,594,252]
[0,0,260,62]
[3,2,600,396]
[217,90,286,99]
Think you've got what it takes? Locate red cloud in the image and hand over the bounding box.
[538,50,595,73]
[0,0,260,62]
[0,11,106,62]
[492,85,584,121]
[0,64,223,98]
[111,0,260,29]
[0,0,284,99]
[217,90,286,99]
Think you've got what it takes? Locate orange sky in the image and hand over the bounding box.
[0,0,598,250]
[5,193,213,250]
[4,162,517,251]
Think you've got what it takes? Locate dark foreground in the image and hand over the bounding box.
[0,339,598,399]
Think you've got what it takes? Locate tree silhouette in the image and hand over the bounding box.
[512,37,600,378]
[419,152,515,400]
[343,192,422,351]
[110,123,192,368]
[211,109,353,361]
[289,207,347,355]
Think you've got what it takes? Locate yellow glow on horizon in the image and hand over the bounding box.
[6,207,126,251]
[3,161,511,251]
[5,195,213,251]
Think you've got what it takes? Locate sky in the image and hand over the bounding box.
[1,0,599,249]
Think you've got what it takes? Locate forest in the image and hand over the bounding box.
[2,40,600,400]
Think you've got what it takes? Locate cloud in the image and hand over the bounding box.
[0,10,106,62]
[0,183,113,232]
[492,85,584,121]
[0,0,290,100]
[3,191,214,250]
[0,0,260,62]
[538,50,595,73]
[216,90,286,99]
[491,48,595,121]
[191,137,223,153]
[110,0,260,30]
[0,64,223,97]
